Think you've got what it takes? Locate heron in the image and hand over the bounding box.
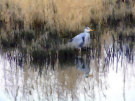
[67,27,94,54]
[67,27,94,49]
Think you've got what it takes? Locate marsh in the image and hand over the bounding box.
[0,0,135,101]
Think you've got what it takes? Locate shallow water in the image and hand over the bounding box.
[0,29,135,101]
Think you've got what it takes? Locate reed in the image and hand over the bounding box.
[0,0,135,33]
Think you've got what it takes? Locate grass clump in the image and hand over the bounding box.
[0,30,35,49]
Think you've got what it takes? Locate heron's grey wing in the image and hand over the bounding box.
[68,33,85,48]
[71,35,82,47]
[72,33,85,43]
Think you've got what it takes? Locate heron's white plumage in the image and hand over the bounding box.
[68,27,93,48]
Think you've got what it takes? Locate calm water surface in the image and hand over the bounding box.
[0,29,135,101]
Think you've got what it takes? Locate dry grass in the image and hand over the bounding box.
[132,2,135,18]
[0,0,135,33]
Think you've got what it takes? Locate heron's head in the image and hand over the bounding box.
[84,27,94,33]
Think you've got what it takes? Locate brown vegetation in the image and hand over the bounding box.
[0,0,135,33]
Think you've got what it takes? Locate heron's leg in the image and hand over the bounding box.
[79,48,82,56]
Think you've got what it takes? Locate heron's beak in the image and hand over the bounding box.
[90,29,94,31]
[89,74,93,77]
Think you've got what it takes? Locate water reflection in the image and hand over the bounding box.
[0,28,135,101]
[75,56,90,78]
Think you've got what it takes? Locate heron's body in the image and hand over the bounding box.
[68,27,93,49]
[70,32,90,48]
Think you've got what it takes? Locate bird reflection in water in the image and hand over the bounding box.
[75,55,92,78]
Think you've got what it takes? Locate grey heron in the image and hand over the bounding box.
[67,27,94,49]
